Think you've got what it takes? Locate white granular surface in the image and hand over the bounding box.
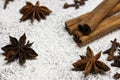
[0,0,120,80]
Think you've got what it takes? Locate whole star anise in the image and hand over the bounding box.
[20,1,52,23]
[1,33,38,65]
[72,47,110,77]
[4,0,14,9]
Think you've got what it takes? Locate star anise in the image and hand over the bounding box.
[1,33,38,65]
[113,72,120,80]
[103,39,119,61]
[20,1,52,23]
[4,0,14,9]
[72,47,110,77]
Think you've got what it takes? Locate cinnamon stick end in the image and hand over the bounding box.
[65,26,72,35]
[78,24,91,35]
[73,34,82,43]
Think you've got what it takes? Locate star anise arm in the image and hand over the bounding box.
[35,1,40,6]
[72,59,88,71]
[31,11,35,23]
[20,6,31,14]
[95,51,101,60]
[93,63,102,74]
[86,47,94,59]
[9,36,18,46]
[20,2,33,14]
[107,55,114,61]
[35,9,41,21]
[19,33,26,45]
[25,41,33,48]
[103,49,110,54]
[7,51,18,64]
[5,50,16,60]
[96,61,110,71]
[39,11,46,19]
[19,51,26,65]
[80,55,87,59]
[1,45,15,54]
[24,48,38,59]
[20,9,33,22]
[39,6,52,15]
[84,61,93,77]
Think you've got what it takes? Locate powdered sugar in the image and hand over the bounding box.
[0,0,120,80]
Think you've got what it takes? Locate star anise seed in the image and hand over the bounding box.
[1,33,38,65]
[72,46,110,77]
[20,1,52,23]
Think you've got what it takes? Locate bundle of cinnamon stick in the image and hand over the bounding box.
[65,0,120,47]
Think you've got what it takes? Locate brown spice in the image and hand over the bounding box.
[63,2,79,9]
[78,0,119,35]
[72,47,110,77]
[65,2,120,34]
[103,39,119,61]
[20,1,52,23]
[114,72,120,80]
[63,0,88,9]
[1,33,38,65]
[73,14,120,47]
[4,0,14,9]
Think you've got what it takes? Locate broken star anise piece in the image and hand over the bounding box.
[4,0,14,9]
[103,39,119,61]
[111,55,120,68]
[1,33,38,65]
[72,47,110,77]
[20,1,52,23]
[113,72,120,80]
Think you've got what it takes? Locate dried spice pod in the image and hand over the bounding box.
[111,53,120,68]
[65,2,120,35]
[103,39,119,61]
[73,13,120,47]
[63,3,79,9]
[20,1,52,23]
[4,0,14,9]
[72,47,110,77]
[111,58,120,67]
[63,0,87,9]
[1,33,38,65]
[78,0,119,35]
[113,72,120,80]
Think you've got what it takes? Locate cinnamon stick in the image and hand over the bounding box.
[73,14,120,47]
[65,1,120,34]
[78,0,119,35]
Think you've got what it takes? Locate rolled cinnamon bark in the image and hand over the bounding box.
[78,0,119,35]
[65,13,89,35]
[73,14,120,47]
[65,1,120,35]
